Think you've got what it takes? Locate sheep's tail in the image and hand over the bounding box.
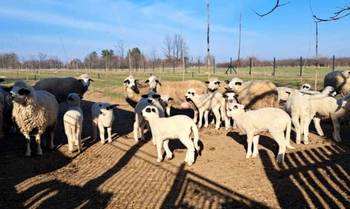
[286,120,294,149]
[191,122,200,152]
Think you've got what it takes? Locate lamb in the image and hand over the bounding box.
[159,95,173,117]
[284,86,336,144]
[63,93,83,153]
[225,77,279,110]
[226,104,293,163]
[91,102,118,144]
[141,105,200,166]
[185,89,226,130]
[10,80,59,156]
[223,91,239,127]
[34,74,94,103]
[324,70,350,96]
[123,75,141,108]
[133,91,165,142]
[145,75,161,92]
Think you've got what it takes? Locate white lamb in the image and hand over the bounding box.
[63,93,83,153]
[226,104,294,163]
[133,91,165,142]
[91,102,118,144]
[10,80,59,156]
[142,105,200,166]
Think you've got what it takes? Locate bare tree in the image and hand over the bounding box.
[254,0,289,17]
[163,35,173,61]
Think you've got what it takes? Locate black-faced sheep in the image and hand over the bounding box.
[33,74,93,103]
[10,80,59,156]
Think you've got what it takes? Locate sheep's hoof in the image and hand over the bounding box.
[204,124,209,128]
[276,154,285,163]
[252,152,258,158]
[108,139,112,143]
[25,152,31,157]
[101,140,106,145]
[246,153,252,158]
[187,161,194,166]
[166,155,173,160]
[303,140,309,145]
[296,140,301,145]
[157,158,163,163]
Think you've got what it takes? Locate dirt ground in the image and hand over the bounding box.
[1,92,350,209]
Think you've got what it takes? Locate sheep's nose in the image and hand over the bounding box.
[147,99,152,104]
[228,99,234,103]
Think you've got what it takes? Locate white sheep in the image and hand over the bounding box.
[63,93,83,153]
[145,75,161,92]
[226,104,294,163]
[133,91,165,142]
[91,102,118,144]
[142,105,200,166]
[34,74,93,103]
[185,89,224,130]
[123,75,140,108]
[223,91,239,127]
[10,80,59,156]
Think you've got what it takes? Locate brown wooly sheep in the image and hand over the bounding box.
[324,70,350,96]
[226,78,279,110]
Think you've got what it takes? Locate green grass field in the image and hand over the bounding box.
[1,66,349,100]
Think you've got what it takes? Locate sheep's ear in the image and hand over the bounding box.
[145,80,149,83]
[123,79,130,84]
[152,94,161,99]
[215,81,221,85]
[224,80,230,84]
[156,80,162,86]
[99,111,103,114]
[168,97,174,101]
[235,82,242,86]
[204,81,210,84]
[106,104,119,110]
[141,94,148,98]
[286,91,291,95]
[18,88,31,95]
[2,85,12,92]
[89,78,94,82]
[223,94,228,98]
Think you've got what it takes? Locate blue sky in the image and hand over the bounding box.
[0,0,349,62]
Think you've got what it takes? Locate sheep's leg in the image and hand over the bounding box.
[197,110,204,128]
[246,134,254,158]
[99,124,106,144]
[35,134,43,156]
[302,116,311,145]
[204,111,209,128]
[180,136,195,166]
[156,139,163,162]
[166,107,171,117]
[107,127,112,143]
[252,135,260,158]
[271,131,287,163]
[292,115,301,144]
[212,108,221,130]
[313,117,324,136]
[331,116,342,142]
[133,121,139,142]
[193,110,198,124]
[140,120,147,141]
[77,127,82,153]
[92,120,98,141]
[24,134,31,156]
[49,128,55,150]
[163,140,172,160]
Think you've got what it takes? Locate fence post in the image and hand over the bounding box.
[332,55,335,71]
[197,59,200,73]
[249,57,252,75]
[299,56,303,77]
[162,62,164,73]
[272,57,276,76]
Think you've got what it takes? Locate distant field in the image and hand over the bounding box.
[1,66,349,100]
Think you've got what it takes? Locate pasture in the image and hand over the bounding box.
[0,68,350,209]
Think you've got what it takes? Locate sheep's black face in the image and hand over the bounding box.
[124,79,140,94]
[10,88,31,104]
[185,90,196,102]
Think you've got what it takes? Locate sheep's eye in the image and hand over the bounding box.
[151,108,156,112]
[228,108,232,111]
[191,93,195,96]
[145,108,151,113]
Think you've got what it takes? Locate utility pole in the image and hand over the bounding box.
[237,10,242,65]
[206,0,212,75]
[315,21,319,90]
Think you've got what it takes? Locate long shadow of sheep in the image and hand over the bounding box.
[0,98,135,209]
[227,131,350,208]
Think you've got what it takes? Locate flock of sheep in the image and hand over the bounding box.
[0,70,350,166]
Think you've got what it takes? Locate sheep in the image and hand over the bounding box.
[145,75,161,92]
[91,102,118,144]
[324,70,350,96]
[159,95,173,117]
[123,75,141,108]
[225,77,279,110]
[223,91,239,127]
[10,80,59,156]
[141,105,200,166]
[133,91,165,142]
[63,93,83,153]
[226,104,293,163]
[185,88,226,130]
[284,86,337,144]
[34,74,94,103]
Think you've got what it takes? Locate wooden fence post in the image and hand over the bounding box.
[249,57,252,75]
[272,57,276,76]
[332,55,335,71]
[299,56,303,77]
